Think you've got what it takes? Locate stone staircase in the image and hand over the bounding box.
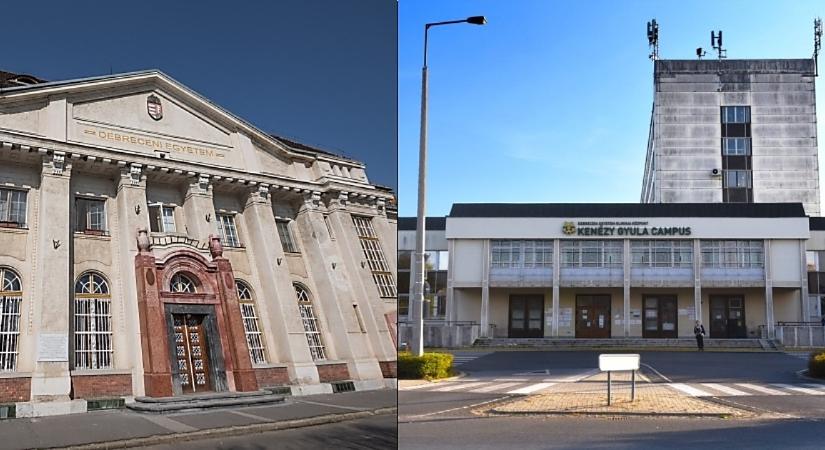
[126,389,286,413]
[473,337,779,350]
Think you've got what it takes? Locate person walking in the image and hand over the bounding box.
[694,320,706,351]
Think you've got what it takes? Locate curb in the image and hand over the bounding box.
[796,369,825,383]
[56,406,398,450]
[487,408,734,418]
[468,347,777,353]
[399,371,467,386]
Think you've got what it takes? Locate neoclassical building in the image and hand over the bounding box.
[0,70,397,416]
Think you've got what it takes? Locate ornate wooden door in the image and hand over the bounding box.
[173,314,212,393]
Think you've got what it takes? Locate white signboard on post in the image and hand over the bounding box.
[598,354,640,372]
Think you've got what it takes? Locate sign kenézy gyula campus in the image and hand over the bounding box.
[562,221,692,237]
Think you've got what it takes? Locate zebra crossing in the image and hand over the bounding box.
[451,353,491,366]
[667,382,825,397]
[400,379,557,395]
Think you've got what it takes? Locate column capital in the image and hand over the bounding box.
[41,151,72,177]
[118,162,146,189]
[246,184,272,207]
[299,191,322,212]
[186,173,213,196]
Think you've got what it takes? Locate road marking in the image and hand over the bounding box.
[772,384,825,395]
[431,382,489,392]
[735,383,789,396]
[641,363,672,383]
[493,378,529,382]
[700,383,749,396]
[803,383,825,391]
[399,383,437,391]
[668,383,712,397]
[507,382,555,395]
[470,382,522,393]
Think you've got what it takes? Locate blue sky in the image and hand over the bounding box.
[1,0,396,189]
[399,0,825,216]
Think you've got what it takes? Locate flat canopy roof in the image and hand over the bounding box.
[449,203,807,219]
[398,217,446,231]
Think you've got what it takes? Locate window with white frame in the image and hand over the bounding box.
[701,240,764,268]
[75,197,107,234]
[0,188,27,228]
[561,240,623,267]
[491,240,553,268]
[148,204,176,233]
[631,240,693,268]
[170,273,196,293]
[352,215,396,298]
[74,272,113,370]
[276,220,299,253]
[236,281,266,364]
[295,284,326,361]
[0,267,22,371]
[217,214,240,247]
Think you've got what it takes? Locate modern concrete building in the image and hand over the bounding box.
[641,59,820,216]
[0,70,397,416]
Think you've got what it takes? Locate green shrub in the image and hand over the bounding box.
[398,352,454,380]
[809,351,825,379]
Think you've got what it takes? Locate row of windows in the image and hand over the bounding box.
[483,240,764,269]
[0,268,329,371]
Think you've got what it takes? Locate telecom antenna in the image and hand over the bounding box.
[815,17,822,76]
[711,30,726,59]
[647,19,659,60]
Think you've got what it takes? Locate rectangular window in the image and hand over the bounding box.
[216,214,240,247]
[352,216,396,298]
[701,240,764,268]
[298,302,327,360]
[0,295,22,371]
[561,240,623,268]
[0,188,27,228]
[722,106,750,124]
[323,214,335,240]
[74,298,113,370]
[724,170,752,188]
[149,204,176,233]
[75,198,106,234]
[722,138,751,156]
[491,240,553,268]
[631,241,693,268]
[240,303,266,364]
[276,220,299,253]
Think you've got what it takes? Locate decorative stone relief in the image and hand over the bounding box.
[129,163,143,186]
[302,191,322,210]
[49,152,66,175]
[209,234,224,259]
[137,229,151,252]
[376,198,386,215]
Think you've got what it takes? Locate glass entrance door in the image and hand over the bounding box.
[172,314,212,393]
[642,295,678,338]
[709,296,747,338]
[576,295,611,338]
[508,295,544,338]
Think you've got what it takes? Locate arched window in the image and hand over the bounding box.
[0,267,22,371]
[294,284,326,361]
[74,272,113,370]
[236,281,266,365]
[170,273,196,293]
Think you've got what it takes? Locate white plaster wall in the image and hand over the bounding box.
[771,239,802,284]
[452,240,483,284]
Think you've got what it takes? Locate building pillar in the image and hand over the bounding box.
[446,239,456,323]
[26,151,82,414]
[693,239,702,323]
[764,240,775,339]
[115,163,150,397]
[623,239,631,337]
[241,186,320,384]
[480,239,491,337]
[182,174,217,242]
[552,238,560,337]
[800,240,811,322]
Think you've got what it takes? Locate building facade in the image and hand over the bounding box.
[397,217,448,320]
[641,59,820,216]
[0,71,397,416]
[428,203,814,342]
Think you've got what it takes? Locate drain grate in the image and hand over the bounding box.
[0,404,15,419]
[87,398,125,411]
[331,381,355,393]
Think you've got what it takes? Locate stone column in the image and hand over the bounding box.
[623,239,631,337]
[552,238,561,337]
[26,151,83,415]
[694,239,703,323]
[115,163,150,396]
[294,192,382,381]
[241,186,320,384]
[480,239,491,337]
[764,240,775,339]
[182,174,217,242]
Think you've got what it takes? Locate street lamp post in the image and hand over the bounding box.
[411,15,486,357]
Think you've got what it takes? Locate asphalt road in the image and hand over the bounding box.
[144,413,397,450]
[399,350,825,448]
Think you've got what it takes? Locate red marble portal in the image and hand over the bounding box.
[134,234,258,397]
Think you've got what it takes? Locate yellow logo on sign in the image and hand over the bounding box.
[562,221,576,235]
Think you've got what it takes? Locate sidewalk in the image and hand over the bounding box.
[0,389,396,450]
[477,371,753,418]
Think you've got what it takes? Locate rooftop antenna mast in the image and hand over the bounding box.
[647,19,659,60]
[711,30,726,59]
[815,17,822,76]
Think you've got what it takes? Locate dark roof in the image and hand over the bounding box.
[0,70,46,88]
[810,217,825,230]
[399,217,447,230]
[270,134,357,163]
[449,203,807,218]
[655,59,815,75]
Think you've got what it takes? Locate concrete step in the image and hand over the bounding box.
[127,390,286,413]
[473,337,775,350]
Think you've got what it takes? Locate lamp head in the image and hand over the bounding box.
[466,16,487,25]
